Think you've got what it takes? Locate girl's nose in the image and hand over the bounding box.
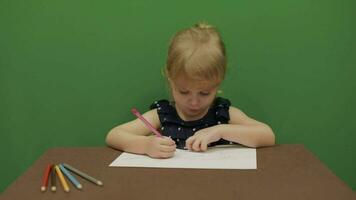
[189,96,200,107]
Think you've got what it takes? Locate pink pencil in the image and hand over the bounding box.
[131,108,162,137]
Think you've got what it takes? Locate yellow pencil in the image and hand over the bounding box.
[54,165,70,192]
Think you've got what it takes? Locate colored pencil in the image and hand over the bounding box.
[62,163,103,186]
[54,165,70,192]
[50,165,57,192]
[131,108,162,137]
[59,164,82,189]
[40,164,52,192]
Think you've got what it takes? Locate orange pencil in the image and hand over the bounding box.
[54,165,70,192]
[40,164,52,192]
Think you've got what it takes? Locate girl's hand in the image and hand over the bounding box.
[145,135,176,158]
[185,126,222,152]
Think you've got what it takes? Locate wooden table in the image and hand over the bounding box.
[1,144,355,200]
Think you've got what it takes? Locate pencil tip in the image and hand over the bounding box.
[40,186,46,192]
[51,186,57,192]
[65,188,70,192]
[77,184,82,189]
[97,181,103,186]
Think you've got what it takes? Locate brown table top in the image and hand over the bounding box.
[1,144,355,200]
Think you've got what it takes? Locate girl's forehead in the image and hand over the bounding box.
[172,75,219,90]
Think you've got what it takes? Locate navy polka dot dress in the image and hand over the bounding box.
[150,97,234,149]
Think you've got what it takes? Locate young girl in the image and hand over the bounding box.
[106,22,275,158]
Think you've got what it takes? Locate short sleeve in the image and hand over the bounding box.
[150,100,170,113]
[214,97,231,122]
[149,99,182,125]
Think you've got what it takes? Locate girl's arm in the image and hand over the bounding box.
[105,109,176,158]
[186,106,275,151]
[219,106,275,148]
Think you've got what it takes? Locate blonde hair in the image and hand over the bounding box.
[165,22,227,83]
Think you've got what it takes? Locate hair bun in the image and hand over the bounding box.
[195,22,213,29]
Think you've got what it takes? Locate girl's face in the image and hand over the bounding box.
[169,74,219,121]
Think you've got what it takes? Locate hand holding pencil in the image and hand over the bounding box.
[132,108,176,159]
[145,135,176,159]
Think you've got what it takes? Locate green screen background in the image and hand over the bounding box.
[1,0,355,192]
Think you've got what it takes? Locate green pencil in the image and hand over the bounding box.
[62,163,103,186]
[50,165,57,192]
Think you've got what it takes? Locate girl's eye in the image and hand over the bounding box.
[179,90,189,95]
[200,92,210,96]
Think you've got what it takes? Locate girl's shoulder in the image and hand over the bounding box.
[150,99,170,107]
[214,97,231,108]
[149,99,173,113]
[212,97,231,122]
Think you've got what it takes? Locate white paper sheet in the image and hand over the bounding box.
[109,145,257,169]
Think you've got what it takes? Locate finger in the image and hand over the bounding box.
[159,137,176,145]
[168,137,177,146]
[160,144,176,153]
[192,138,202,152]
[159,151,175,159]
[200,139,208,152]
[185,137,195,151]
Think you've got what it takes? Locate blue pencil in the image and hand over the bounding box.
[59,164,82,190]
